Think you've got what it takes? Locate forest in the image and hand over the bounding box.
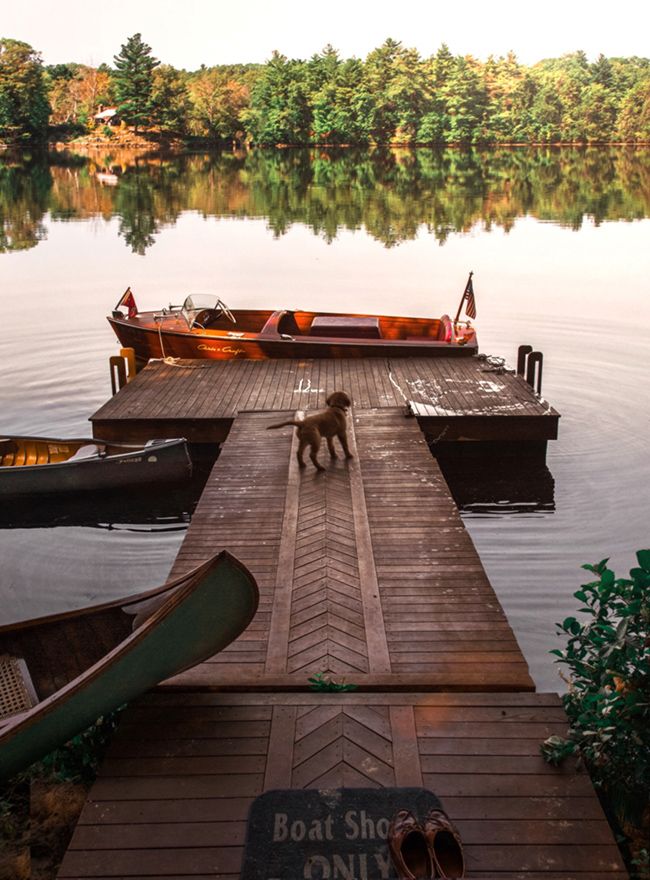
[0,34,649,145]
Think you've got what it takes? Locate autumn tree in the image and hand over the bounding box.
[49,65,112,127]
[0,39,50,141]
[112,33,159,132]
[188,68,249,141]
[617,77,650,141]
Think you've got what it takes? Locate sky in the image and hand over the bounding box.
[2,0,649,69]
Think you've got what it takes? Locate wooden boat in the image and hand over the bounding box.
[0,549,258,781]
[107,285,478,366]
[0,436,192,498]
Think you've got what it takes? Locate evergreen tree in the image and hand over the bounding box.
[0,39,50,142]
[152,65,190,134]
[247,51,311,145]
[112,33,159,133]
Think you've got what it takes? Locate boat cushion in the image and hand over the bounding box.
[309,317,381,339]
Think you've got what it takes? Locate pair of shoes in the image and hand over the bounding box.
[388,809,465,879]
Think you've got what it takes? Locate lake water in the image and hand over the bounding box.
[0,145,648,690]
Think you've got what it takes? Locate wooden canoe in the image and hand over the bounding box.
[0,436,192,498]
[108,296,477,366]
[0,549,258,781]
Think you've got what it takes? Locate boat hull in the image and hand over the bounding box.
[108,312,477,366]
[0,551,258,780]
[0,437,192,498]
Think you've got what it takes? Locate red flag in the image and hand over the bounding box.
[115,287,138,319]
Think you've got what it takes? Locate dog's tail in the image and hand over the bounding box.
[266,420,302,430]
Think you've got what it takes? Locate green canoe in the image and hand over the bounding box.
[0,550,258,781]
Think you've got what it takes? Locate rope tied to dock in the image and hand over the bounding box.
[478,353,513,374]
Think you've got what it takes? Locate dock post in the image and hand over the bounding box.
[526,351,544,395]
[517,344,533,375]
[120,347,137,382]
[109,356,127,395]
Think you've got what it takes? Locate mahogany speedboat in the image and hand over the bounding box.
[107,275,478,366]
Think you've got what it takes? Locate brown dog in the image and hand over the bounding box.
[267,391,353,471]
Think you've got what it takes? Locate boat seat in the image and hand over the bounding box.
[0,655,38,720]
[309,316,382,339]
[0,439,17,465]
[277,311,301,336]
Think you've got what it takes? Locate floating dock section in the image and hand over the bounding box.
[58,355,627,879]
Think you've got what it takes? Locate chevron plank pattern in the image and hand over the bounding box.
[291,704,395,788]
[287,464,369,677]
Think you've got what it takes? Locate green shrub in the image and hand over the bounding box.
[542,551,650,831]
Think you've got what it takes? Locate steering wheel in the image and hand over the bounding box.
[216,299,236,324]
[192,309,211,329]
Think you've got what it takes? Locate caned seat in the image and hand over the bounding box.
[0,655,38,720]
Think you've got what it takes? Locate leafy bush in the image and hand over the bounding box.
[542,551,650,831]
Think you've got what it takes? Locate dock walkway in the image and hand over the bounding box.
[58,357,627,879]
[164,408,532,692]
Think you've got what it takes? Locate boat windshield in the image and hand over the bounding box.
[181,295,223,328]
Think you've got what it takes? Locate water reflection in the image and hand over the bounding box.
[0,448,217,623]
[438,455,556,515]
[1,146,648,254]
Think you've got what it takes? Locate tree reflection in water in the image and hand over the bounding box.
[0,145,648,254]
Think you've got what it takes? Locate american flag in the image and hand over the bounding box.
[463,273,477,319]
[115,287,138,319]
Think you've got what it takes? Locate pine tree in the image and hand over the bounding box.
[112,33,159,133]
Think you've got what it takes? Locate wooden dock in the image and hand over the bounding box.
[57,356,627,878]
[59,692,626,880]
[91,356,559,447]
[163,408,533,692]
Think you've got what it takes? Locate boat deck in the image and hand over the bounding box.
[91,356,559,446]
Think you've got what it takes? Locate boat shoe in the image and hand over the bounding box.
[388,810,435,879]
[422,808,466,879]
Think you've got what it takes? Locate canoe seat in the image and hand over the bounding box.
[309,316,382,339]
[0,440,18,467]
[0,655,38,720]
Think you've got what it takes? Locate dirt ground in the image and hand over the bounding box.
[0,781,88,880]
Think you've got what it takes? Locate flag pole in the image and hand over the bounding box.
[454,271,474,324]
